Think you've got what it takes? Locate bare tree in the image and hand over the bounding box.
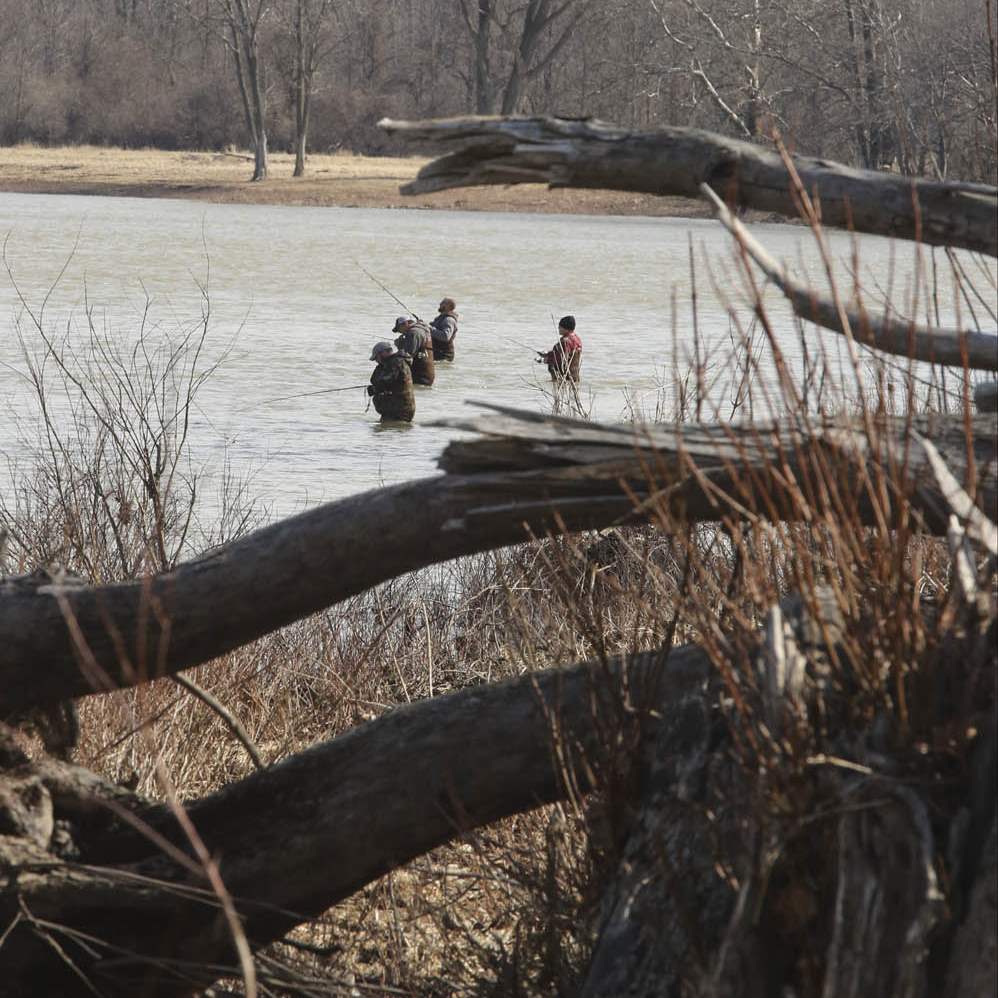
[841,0,896,168]
[274,0,336,176]
[648,0,775,137]
[0,0,994,180]
[458,0,495,112]
[182,0,273,180]
[457,0,591,114]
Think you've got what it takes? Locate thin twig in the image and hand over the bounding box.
[172,672,266,771]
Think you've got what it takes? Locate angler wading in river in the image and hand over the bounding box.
[394,316,436,386]
[368,341,415,422]
[538,315,582,383]
[430,297,459,362]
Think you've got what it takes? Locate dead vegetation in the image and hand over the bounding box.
[0,120,996,996]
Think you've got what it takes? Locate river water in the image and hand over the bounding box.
[0,191,991,519]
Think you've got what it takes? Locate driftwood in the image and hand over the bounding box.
[0,646,709,996]
[1,405,995,995]
[3,588,989,997]
[699,185,998,372]
[378,115,998,257]
[1,409,994,716]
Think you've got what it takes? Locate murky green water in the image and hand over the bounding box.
[1,191,991,517]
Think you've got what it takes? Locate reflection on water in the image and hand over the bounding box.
[0,191,991,519]
[372,420,417,433]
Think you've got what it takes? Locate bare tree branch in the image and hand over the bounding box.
[1,407,994,716]
[378,115,998,256]
[171,674,265,771]
[700,183,998,371]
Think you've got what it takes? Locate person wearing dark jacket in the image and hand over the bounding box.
[368,341,415,422]
[539,315,582,383]
[429,297,459,362]
[393,316,435,386]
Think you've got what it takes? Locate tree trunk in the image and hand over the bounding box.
[380,116,998,256]
[225,1,269,182]
[474,0,494,114]
[844,0,873,168]
[246,42,267,181]
[2,411,992,716]
[0,646,708,997]
[292,0,307,177]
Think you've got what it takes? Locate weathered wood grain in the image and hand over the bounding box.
[1,645,709,997]
[379,116,998,257]
[1,411,993,715]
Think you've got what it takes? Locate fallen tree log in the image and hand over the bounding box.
[0,406,994,996]
[378,116,998,257]
[3,587,992,997]
[1,410,994,715]
[0,645,709,996]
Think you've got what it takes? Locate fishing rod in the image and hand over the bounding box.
[243,384,368,411]
[512,337,546,356]
[354,261,421,321]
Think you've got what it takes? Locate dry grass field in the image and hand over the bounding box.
[0,142,710,217]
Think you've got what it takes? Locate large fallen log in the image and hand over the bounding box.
[1,410,994,714]
[1,406,995,996]
[0,645,709,997]
[3,589,992,997]
[378,116,998,257]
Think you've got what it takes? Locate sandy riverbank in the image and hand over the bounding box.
[0,144,715,218]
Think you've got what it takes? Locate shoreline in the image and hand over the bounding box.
[0,144,717,218]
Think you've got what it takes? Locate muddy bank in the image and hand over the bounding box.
[0,145,719,218]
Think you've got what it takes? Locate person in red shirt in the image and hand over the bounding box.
[539,315,582,383]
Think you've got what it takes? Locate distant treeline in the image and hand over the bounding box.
[1,0,994,182]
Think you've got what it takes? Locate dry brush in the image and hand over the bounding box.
[1,118,996,997]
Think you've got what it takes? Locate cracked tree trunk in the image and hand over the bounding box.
[0,646,708,997]
[378,116,998,257]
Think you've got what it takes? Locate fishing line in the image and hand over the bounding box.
[240,384,368,412]
[512,337,546,356]
[354,261,421,321]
